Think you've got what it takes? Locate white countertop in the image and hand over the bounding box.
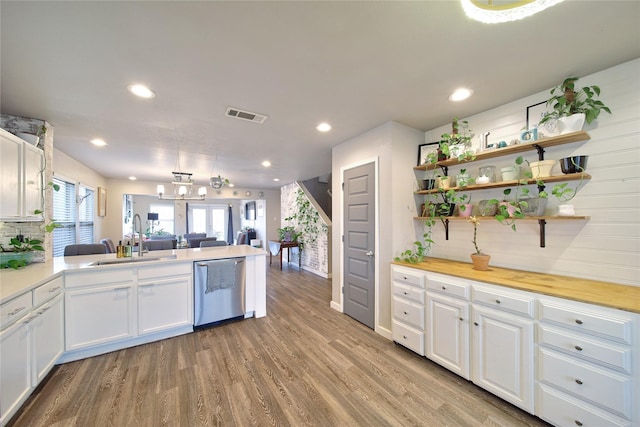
[0,245,266,304]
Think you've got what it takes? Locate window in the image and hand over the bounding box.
[52,177,95,256]
[149,203,175,235]
[188,204,227,240]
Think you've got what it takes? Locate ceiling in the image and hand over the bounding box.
[1,1,639,189]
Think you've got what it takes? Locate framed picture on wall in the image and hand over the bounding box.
[417,142,440,166]
[97,187,107,217]
[245,201,256,220]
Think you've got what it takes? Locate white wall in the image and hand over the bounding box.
[424,59,639,286]
[331,121,424,335]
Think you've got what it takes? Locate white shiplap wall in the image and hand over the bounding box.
[423,59,640,286]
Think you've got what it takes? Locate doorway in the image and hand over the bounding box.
[342,162,376,329]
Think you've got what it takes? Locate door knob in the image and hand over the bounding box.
[365,251,374,258]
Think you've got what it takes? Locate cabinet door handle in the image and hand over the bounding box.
[140,283,154,288]
[403,291,408,295]
[403,276,407,280]
[495,299,501,304]
[575,319,583,325]
[403,335,407,339]
[113,287,129,291]
[8,307,26,316]
[459,317,464,321]
[574,345,583,351]
[574,421,583,427]
[442,285,446,290]
[575,379,583,385]
[37,306,51,315]
[403,311,408,315]
[474,322,479,326]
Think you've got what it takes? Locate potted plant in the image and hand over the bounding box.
[457,193,474,217]
[539,77,612,134]
[441,117,473,159]
[0,236,43,269]
[277,225,300,243]
[469,216,490,270]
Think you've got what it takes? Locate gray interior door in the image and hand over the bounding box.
[343,162,375,329]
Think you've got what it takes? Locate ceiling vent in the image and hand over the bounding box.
[225,107,268,124]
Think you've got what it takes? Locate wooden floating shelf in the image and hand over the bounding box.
[414,216,590,221]
[414,131,590,171]
[415,173,591,195]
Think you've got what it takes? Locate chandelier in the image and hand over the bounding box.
[461,0,564,24]
[156,149,207,200]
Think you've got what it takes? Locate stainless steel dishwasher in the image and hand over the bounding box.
[194,257,246,327]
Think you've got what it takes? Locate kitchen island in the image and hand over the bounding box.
[0,245,266,426]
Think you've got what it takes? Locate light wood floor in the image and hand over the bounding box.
[9,262,550,427]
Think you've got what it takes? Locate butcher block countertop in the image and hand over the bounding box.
[393,258,640,314]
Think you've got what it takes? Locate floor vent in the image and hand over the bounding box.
[225,107,268,124]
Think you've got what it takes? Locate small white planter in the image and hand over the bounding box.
[557,113,586,134]
[529,160,556,178]
[500,166,517,181]
[558,204,575,216]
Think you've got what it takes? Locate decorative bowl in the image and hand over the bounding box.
[0,252,35,269]
[559,155,588,174]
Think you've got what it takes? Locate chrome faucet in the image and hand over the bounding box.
[132,213,143,257]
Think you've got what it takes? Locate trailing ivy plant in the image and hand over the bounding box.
[284,188,328,249]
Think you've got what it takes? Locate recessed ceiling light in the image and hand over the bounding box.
[262,160,271,167]
[90,138,106,147]
[273,178,280,182]
[129,176,136,181]
[127,84,156,99]
[449,88,473,102]
[316,122,332,132]
[228,183,235,187]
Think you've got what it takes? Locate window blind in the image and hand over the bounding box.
[78,185,94,244]
[52,177,76,257]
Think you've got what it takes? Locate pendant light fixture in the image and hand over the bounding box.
[157,147,207,200]
[209,154,230,189]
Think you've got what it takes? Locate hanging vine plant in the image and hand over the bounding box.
[285,188,328,248]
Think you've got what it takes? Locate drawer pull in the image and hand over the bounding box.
[8,307,26,316]
[403,291,408,295]
[113,287,129,291]
[459,317,464,321]
[474,322,479,326]
[575,319,583,325]
[403,276,407,280]
[574,345,583,351]
[575,420,583,426]
[37,306,51,315]
[495,299,501,304]
[403,335,407,339]
[403,311,408,315]
[48,286,61,293]
[575,378,583,385]
[442,285,446,290]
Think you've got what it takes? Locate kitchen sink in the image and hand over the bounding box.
[89,254,177,266]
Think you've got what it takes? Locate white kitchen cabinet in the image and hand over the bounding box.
[0,276,63,426]
[425,272,471,379]
[65,283,135,350]
[32,294,64,384]
[0,311,31,426]
[0,128,43,221]
[391,266,425,355]
[536,296,639,426]
[138,262,192,335]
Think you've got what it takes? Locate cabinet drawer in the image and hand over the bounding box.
[538,300,632,345]
[33,275,63,306]
[392,320,424,356]
[425,273,470,301]
[473,285,534,318]
[538,348,631,419]
[65,268,134,288]
[1,292,32,329]
[393,297,424,330]
[537,384,630,427]
[538,325,631,374]
[138,262,191,280]
[392,282,425,304]
[392,267,424,289]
